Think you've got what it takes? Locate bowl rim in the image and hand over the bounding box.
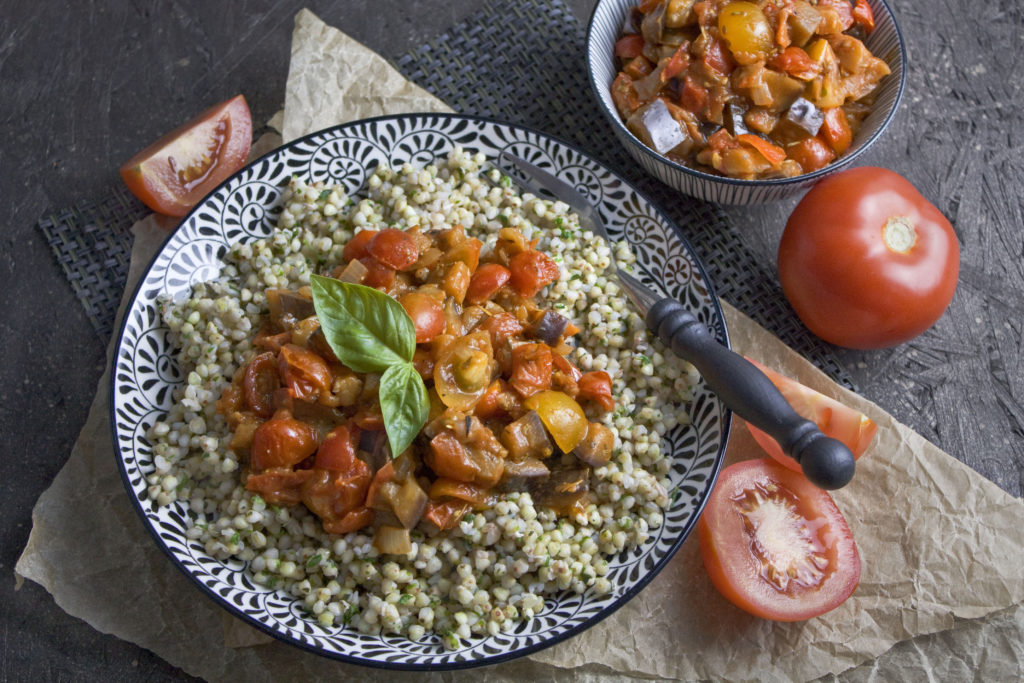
[584,0,908,188]
[108,112,732,671]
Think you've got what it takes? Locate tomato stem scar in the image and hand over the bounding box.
[882,216,916,253]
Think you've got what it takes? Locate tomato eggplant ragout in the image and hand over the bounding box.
[147,150,699,645]
[220,223,619,553]
[612,0,891,179]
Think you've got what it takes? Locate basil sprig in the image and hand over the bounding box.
[310,274,429,457]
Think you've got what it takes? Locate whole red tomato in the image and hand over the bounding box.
[778,167,959,349]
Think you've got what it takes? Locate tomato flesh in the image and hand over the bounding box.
[120,94,252,217]
[743,358,877,473]
[698,458,860,621]
[778,167,959,349]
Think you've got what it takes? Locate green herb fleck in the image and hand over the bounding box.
[399,594,414,605]
[497,213,509,226]
[343,603,360,623]
[570,273,582,281]
[463,513,475,523]
[318,189,331,202]
[175,475,190,492]
[500,175,513,188]
[230,532,241,545]
[306,554,322,569]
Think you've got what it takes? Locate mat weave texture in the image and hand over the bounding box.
[35,0,855,389]
[37,184,149,340]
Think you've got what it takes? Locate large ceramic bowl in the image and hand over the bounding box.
[110,113,730,669]
[586,0,907,204]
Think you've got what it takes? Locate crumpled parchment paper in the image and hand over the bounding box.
[16,8,1024,682]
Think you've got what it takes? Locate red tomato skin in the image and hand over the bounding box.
[698,458,861,622]
[368,229,419,270]
[778,168,959,349]
[120,95,252,218]
[399,291,444,343]
[465,263,511,305]
[614,34,645,60]
[743,358,877,472]
[509,250,560,298]
[342,229,378,261]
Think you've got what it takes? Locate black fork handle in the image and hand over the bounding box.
[648,298,855,489]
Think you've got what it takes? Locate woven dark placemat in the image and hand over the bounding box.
[37,184,150,340]
[35,0,855,389]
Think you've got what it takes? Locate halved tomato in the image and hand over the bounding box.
[120,94,252,217]
[744,357,877,473]
[698,458,861,621]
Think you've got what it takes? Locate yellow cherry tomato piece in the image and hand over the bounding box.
[718,2,773,57]
[524,390,588,453]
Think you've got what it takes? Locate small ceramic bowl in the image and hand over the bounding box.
[585,0,907,204]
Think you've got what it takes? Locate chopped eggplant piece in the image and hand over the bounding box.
[529,466,592,515]
[498,457,551,492]
[369,480,401,512]
[723,101,750,136]
[627,99,688,155]
[265,289,315,330]
[773,97,825,142]
[357,429,390,471]
[641,1,668,51]
[500,411,555,461]
[787,1,822,47]
[373,525,412,555]
[393,478,429,529]
[532,310,570,345]
[633,61,668,101]
[574,422,616,468]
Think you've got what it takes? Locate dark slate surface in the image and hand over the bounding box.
[1,0,1021,680]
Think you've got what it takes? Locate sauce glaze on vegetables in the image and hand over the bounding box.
[217,224,617,554]
[611,0,890,179]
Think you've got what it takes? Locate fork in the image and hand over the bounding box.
[495,151,856,489]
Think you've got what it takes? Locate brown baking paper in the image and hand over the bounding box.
[17,9,1024,681]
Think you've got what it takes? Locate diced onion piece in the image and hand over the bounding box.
[373,525,412,555]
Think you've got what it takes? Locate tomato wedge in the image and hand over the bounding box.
[698,458,860,621]
[743,358,877,473]
[120,94,252,217]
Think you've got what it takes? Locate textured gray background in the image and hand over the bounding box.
[1,0,1021,679]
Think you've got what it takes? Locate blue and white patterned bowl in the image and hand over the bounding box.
[110,114,730,669]
[586,0,906,204]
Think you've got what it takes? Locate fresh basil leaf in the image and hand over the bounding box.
[379,362,429,458]
[310,274,415,372]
